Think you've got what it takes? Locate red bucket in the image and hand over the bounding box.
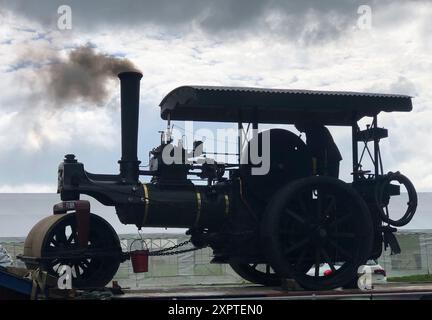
[130,249,149,273]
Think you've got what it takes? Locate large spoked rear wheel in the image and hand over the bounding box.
[24,213,121,289]
[262,176,373,291]
[229,262,281,286]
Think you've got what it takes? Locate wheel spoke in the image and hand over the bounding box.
[67,234,76,244]
[298,194,310,216]
[331,232,356,239]
[329,213,353,228]
[67,226,77,244]
[328,239,353,260]
[316,190,323,221]
[314,249,320,277]
[56,228,68,245]
[285,209,306,225]
[74,265,80,277]
[294,248,308,272]
[79,261,89,271]
[50,239,59,247]
[280,231,306,236]
[52,262,61,272]
[284,237,310,255]
[321,248,336,272]
[323,196,336,215]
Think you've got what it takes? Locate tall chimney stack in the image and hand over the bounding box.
[118,71,143,184]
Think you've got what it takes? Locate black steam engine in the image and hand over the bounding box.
[20,72,417,290]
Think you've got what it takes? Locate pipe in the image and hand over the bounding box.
[118,71,143,184]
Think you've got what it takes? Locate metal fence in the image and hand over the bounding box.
[377,232,432,278]
[2,231,432,287]
[114,234,239,288]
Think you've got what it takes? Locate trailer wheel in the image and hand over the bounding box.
[24,213,121,289]
[262,176,373,291]
[229,262,281,286]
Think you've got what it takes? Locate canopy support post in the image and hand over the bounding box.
[352,119,359,182]
[238,121,243,165]
[373,115,380,177]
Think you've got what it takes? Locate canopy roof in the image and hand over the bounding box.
[159,86,413,125]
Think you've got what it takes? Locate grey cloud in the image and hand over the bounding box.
[6,60,43,72]
[0,0,404,44]
[389,76,418,96]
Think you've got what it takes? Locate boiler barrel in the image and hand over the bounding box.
[116,183,231,229]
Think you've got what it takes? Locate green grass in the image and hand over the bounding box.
[388,274,432,283]
[193,264,223,276]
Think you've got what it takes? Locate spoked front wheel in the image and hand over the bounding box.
[262,176,373,291]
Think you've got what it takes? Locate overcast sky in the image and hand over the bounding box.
[0,0,431,193]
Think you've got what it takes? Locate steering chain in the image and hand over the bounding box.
[146,239,206,256]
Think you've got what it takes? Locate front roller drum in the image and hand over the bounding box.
[23,213,122,288]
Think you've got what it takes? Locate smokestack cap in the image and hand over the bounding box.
[118,71,143,80]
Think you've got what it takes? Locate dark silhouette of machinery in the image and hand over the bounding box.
[19,72,417,290]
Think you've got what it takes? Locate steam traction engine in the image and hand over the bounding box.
[20,72,417,290]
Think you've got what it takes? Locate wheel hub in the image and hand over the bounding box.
[318,228,327,238]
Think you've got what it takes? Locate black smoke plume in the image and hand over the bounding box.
[46,45,139,104]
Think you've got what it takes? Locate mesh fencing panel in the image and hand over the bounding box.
[2,231,432,288]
